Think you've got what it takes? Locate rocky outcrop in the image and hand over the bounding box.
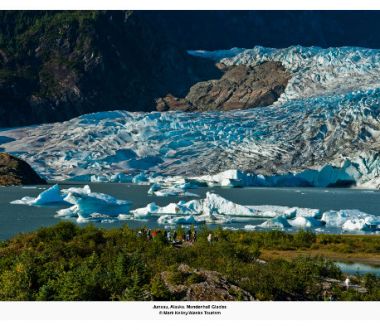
[0,153,46,185]
[159,264,253,301]
[156,62,290,111]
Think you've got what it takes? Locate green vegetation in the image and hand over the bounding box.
[0,222,379,301]
[0,11,98,57]
[0,11,99,99]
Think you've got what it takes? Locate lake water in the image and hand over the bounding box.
[335,262,380,276]
[1,183,380,241]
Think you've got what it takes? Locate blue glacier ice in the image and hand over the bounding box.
[10,184,66,206]
[2,45,380,190]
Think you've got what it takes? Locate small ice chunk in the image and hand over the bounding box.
[157,215,204,225]
[62,185,91,195]
[258,215,292,229]
[131,199,203,218]
[244,225,257,231]
[132,173,149,184]
[287,207,321,219]
[56,205,78,218]
[192,169,255,188]
[148,183,161,195]
[288,216,324,228]
[10,196,37,205]
[148,182,199,197]
[131,202,160,218]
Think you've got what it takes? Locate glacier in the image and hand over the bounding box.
[2,46,380,190]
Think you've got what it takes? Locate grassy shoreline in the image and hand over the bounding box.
[259,233,380,266]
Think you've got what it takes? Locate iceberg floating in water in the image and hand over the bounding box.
[322,209,380,231]
[288,216,325,228]
[132,192,323,226]
[342,219,380,232]
[10,184,66,206]
[132,192,255,219]
[61,189,132,220]
[191,169,256,187]
[147,182,199,197]
[256,215,292,230]
[157,215,205,225]
[131,200,202,218]
[11,184,132,222]
[10,184,380,232]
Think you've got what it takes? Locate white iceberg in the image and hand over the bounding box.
[322,209,380,231]
[191,169,256,187]
[148,182,199,197]
[61,185,92,195]
[342,218,380,232]
[288,216,324,228]
[157,215,205,225]
[202,192,257,217]
[257,215,292,229]
[244,225,257,231]
[56,205,78,218]
[62,190,132,220]
[131,200,202,218]
[131,192,324,226]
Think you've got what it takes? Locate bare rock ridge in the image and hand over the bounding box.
[159,264,254,301]
[156,61,290,112]
[0,153,46,186]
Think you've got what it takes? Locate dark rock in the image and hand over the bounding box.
[155,94,193,112]
[160,263,254,301]
[0,153,46,185]
[157,62,290,111]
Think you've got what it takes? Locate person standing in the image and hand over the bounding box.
[344,277,350,289]
[192,230,197,243]
[207,233,212,244]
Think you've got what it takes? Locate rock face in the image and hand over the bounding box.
[159,264,253,301]
[0,153,46,185]
[156,62,290,111]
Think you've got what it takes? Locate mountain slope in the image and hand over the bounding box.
[3,11,380,127]
[0,11,220,127]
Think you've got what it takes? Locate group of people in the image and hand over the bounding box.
[137,227,197,244]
